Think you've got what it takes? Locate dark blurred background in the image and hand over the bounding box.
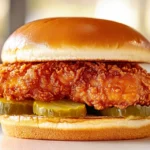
[0,0,150,62]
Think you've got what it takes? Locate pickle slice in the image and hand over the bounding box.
[33,100,87,118]
[0,98,33,115]
[100,105,150,117]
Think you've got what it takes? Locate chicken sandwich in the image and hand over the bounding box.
[0,17,150,140]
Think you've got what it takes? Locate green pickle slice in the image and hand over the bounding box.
[0,98,33,115]
[100,105,150,117]
[33,100,87,118]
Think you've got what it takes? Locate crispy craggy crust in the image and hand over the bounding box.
[1,115,150,140]
[0,62,150,110]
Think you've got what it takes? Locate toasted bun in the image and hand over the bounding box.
[2,17,150,63]
[1,115,150,140]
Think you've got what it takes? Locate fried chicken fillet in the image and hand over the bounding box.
[0,61,150,110]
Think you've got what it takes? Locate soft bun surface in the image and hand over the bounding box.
[2,17,150,63]
[1,115,150,140]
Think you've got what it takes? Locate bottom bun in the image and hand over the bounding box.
[1,115,150,140]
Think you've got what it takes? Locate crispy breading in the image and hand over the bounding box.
[0,62,150,110]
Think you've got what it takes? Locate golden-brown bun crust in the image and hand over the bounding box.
[2,17,150,63]
[1,115,150,140]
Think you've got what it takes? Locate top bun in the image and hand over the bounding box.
[2,17,150,63]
